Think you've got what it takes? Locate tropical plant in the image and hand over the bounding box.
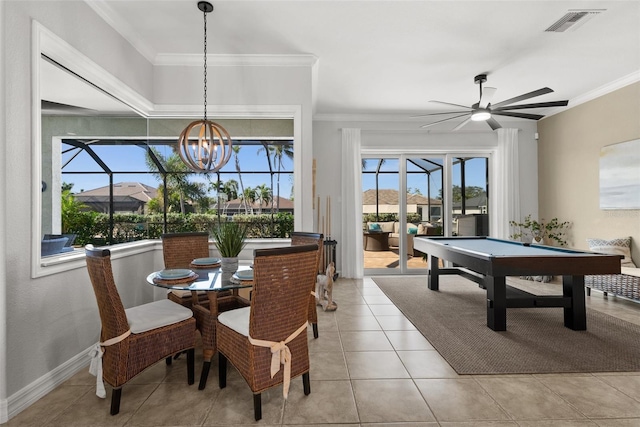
[254,183,272,214]
[221,179,239,201]
[61,186,88,234]
[258,142,293,211]
[438,185,485,202]
[241,187,257,214]
[211,221,248,258]
[509,214,571,246]
[145,147,206,214]
[232,146,249,214]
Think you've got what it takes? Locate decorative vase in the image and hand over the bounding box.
[220,257,238,274]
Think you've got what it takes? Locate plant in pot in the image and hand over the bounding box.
[509,214,571,246]
[211,222,248,274]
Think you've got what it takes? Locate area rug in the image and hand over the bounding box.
[373,275,640,374]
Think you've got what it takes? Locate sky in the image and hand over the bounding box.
[362,157,488,199]
[62,142,295,199]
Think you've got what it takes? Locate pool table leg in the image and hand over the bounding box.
[428,255,440,290]
[485,275,507,331]
[563,275,587,330]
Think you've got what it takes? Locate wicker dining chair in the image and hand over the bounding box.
[216,244,319,421]
[85,246,196,415]
[161,232,215,308]
[290,231,324,338]
[161,233,249,389]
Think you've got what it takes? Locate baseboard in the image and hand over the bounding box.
[1,346,91,424]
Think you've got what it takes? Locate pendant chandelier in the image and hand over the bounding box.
[177,1,232,173]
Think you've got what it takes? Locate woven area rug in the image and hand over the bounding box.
[373,275,640,374]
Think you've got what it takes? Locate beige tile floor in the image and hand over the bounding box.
[6,276,640,426]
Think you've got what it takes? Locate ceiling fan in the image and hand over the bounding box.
[413,74,569,131]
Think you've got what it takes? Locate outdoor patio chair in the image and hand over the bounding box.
[216,244,318,421]
[84,245,196,415]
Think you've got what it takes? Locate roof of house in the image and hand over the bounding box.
[363,189,441,206]
[74,182,157,202]
[222,195,294,210]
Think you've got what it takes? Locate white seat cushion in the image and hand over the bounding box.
[217,306,251,337]
[125,299,193,334]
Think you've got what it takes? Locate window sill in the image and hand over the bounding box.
[34,239,159,278]
[33,238,293,278]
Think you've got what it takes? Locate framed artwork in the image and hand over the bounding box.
[599,138,640,209]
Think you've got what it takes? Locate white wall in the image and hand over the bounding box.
[2,1,156,408]
[313,117,539,273]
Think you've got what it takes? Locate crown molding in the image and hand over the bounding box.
[562,70,640,111]
[84,0,156,63]
[149,104,302,119]
[313,113,421,122]
[155,53,317,67]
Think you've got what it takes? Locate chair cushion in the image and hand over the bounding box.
[217,306,251,337]
[368,222,381,231]
[125,299,193,334]
[587,237,636,268]
[408,226,418,235]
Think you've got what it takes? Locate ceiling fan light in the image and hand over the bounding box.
[471,109,491,121]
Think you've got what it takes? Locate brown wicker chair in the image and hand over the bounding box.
[85,246,196,415]
[161,232,216,308]
[216,244,318,421]
[290,231,324,338]
[161,231,247,389]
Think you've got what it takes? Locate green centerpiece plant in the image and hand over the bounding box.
[211,222,248,273]
[509,214,571,246]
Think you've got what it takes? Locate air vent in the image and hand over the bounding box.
[545,10,604,32]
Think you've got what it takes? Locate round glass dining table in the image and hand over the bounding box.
[147,266,252,389]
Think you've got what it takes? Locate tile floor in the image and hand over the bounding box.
[5,276,640,426]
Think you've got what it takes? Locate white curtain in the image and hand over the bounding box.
[492,128,520,239]
[340,128,363,279]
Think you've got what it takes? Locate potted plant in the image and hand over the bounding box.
[211,222,248,273]
[509,214,571,246]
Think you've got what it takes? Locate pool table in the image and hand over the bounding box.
[413,236,622,331]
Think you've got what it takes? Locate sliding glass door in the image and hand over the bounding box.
[363,153,489,275]
[451,157,490,237]
[406,157,444,270]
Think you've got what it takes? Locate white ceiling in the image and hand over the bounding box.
[66,1,640,124]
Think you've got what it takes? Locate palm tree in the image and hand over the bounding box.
[255,184,272,214]
[221,179,239,201]
[232,146,249,214]
[258,142,293,212]
[145,148,205,215]
[242,187,257,214]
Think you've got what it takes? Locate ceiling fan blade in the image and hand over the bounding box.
[428,100,472,110]
[492,111,544,120]
[486,117,502,130]
[420,113,470,128]
[492,100,568,111]
[490,87,554,109]
[411,110,472,118]
[479,87,497,108]
[452,117,472,131]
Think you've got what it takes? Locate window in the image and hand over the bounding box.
[34,23,304,277]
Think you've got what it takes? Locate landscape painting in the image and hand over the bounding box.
[600,139,640,209]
